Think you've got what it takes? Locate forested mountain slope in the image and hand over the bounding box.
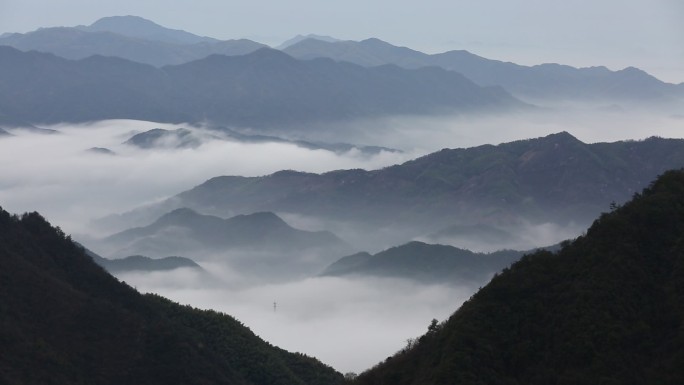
[352,169,684,384]
[0,207,342,385]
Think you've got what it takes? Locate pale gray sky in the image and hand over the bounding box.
[1,0,683,82]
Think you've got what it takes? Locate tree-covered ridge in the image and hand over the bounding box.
[0,208,342,385]
[352,169,684,385]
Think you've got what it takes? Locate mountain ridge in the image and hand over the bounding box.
[283,37,683,103]
[321,241,541,284]
[0,207,343,384]
[0,45,523,127]
[351,169,684,384]
[102,133,684,250]
[0,23,267,67]
[78,15,219,45]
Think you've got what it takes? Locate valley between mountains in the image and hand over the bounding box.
[1,13,683,384]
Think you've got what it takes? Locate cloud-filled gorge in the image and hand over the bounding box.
[2,105,683,374]
[118,269,472,374]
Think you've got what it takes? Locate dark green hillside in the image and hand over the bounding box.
[0,208,342,385]
[352,170,684,385]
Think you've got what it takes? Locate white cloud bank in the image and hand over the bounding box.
[0,120,414,236]
[118,270,474,374]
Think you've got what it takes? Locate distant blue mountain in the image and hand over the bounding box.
[77,15,218,45]
[283,37,684,103]
[0,45,524,127]
[0,16,267,66]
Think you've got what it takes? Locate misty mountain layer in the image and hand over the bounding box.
[352,169,684,385]
[0,45,522,128]
[91,208,352,282]
[0,207,343,385]
[321,241,543,284]
[123,126,399,154]
[105,133,684,249]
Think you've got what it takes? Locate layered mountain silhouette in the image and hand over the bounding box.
[0,45,522,127]
[91,208,352,281]
[104,133,684,248]
[351,169,684,384]
[2,16,679,105]
[0,207,342,385]
[283,38,684,103]
[100,208,348,257]
[321,241,537,284]
[123,126,398,154]
[0,16,266,66]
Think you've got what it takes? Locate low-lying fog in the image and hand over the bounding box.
[306,103,684,152]
[117,268,473,374]
[1,104,683,373]
[0,120,414,236]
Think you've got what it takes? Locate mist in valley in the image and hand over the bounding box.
[116,268,474,374]
[2,103,683,373]
[303,103,684,153]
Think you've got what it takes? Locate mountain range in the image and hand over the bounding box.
[0,15,266,67]
[283,37,684,103]
[2,16,681,106]
[100,133,684,250]
[0,207,343,384]
[0,45,521,128]
[351,169,684,384]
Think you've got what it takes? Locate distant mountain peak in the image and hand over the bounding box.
[81,15,218,45]
[276,34,341,49]
[231,211,288,226]
[155,207,204,224]
[545,131,579,141]
[89,15,161,29]
[359,37,389,45]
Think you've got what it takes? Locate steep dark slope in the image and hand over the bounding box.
[0,208,342,385]
[118,134,684,237]
[0,46,522,127]
[352,170,684,385]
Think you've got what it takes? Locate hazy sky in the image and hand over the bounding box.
[1,0,682,82]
